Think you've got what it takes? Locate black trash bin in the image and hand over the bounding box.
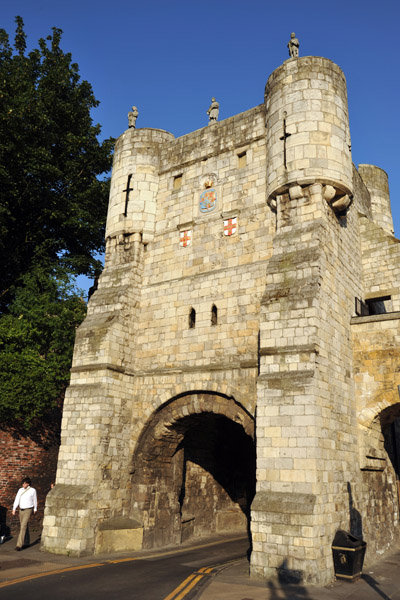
[332,529,367,581]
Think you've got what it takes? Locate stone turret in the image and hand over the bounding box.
[106,127,175,245]
[265,56,352,213]
[358,164,394,234]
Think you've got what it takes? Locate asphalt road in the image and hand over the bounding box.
[3,535,250,600]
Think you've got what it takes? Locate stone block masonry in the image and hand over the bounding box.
[42,54,400,586]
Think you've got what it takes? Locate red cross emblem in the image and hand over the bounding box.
[224,217,237,236]
[180,230,192,247]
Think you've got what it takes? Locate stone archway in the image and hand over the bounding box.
[380,404,400,504]
[355,403,400,556]
[130,392,255,549]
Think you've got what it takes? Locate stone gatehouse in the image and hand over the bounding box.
[42,52,400,585]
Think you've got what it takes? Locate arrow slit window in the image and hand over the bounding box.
[211,304,218,326]
[189,307,196,329]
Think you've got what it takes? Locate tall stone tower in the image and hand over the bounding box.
[251,57,359,583]
[42,50,400,586]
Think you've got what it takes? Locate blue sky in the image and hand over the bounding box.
[3,0,400,290]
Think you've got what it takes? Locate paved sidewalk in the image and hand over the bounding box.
[0,533,100,587]
[1,532,400,599]
[197,551,400,600]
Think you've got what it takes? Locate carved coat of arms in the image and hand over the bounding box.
[199,175,217,213]
[199,188,217,213]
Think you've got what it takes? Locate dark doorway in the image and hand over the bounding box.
[130,393,255,549]
[177,413,256,541]
[382,408,400,507]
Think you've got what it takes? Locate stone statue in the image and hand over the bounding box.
[207,97,219,124]
[288,32,299,58]
[128,106,139,129]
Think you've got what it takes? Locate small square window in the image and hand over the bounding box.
[173,174,183,190]
[238,152,247,168]
[366,295,391,315]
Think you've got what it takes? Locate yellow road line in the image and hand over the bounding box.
[202,566,214,574]
[0,563,103,589]
[106,557,141,564]
[162,566,217,600]
[163,573,198,600]
[172,574,204,600]
[0,535,247,590]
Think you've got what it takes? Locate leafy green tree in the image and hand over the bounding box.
[0,17,113,309]
[0,265,87,428]
[0,18,113,426]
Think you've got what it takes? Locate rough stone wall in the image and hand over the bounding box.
[42,106,271,555]
[351,165,400,560]
[251,181,364,584]
[251,55,362,585]
[348,296,400,558]
[42,235,143,555]
[358,164,394,235]
[353,164,373,222]
[359,218,400,310]
[352,314,400,446]
[359,467,400,558]
[116,107,273,445]
[136,107,268,367]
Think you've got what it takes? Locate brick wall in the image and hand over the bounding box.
[0,417,60,536]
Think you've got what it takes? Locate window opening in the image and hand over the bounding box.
[211,304,218,326]
[366,296,391,315]
[355,295,392,316]
[237,151,247,169]
[189,308,196,328]
[173,174,183,190]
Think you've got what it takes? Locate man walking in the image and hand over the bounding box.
[12,477,37,551]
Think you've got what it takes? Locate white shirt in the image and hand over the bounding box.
[13,486,37,512]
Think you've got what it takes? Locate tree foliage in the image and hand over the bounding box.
[0,18,113,427]
[0,266,87,428]
[0,17,113,308]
